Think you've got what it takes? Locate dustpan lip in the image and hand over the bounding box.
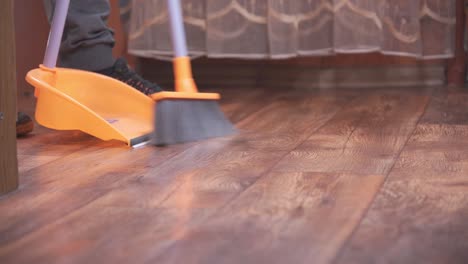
[39,65,154,103]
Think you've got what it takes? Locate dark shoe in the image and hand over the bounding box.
[96,58,163,95]
[16,112,34,137]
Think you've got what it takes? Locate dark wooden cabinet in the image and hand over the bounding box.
[0,0,19,195]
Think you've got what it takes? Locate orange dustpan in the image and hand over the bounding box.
[26,0,153,146]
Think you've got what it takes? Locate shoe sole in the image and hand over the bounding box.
[16,121,34,137]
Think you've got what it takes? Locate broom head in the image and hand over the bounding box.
[150,91,236,145]
[150,57,236,145]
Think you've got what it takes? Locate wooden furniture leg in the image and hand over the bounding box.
[447,0,466,87]
[0,0,19,195]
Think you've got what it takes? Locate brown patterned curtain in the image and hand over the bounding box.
[127,0,456,60]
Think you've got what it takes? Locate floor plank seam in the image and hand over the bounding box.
[130,94,364,262]
[212,96,350,212]
[232,93,285,126]
[213,91,369,212]
[3,90,280,248]
[2,143,203,248]
[17,139,97,176]
[340,114,366,155]
[137,96,283,206]
[7,88,455,263]
[0,187,116,250]
[146,96,353,258]
[330,93,433,264]
[18,157,61,178]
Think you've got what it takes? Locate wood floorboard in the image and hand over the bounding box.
[14,87,267,173]
[419,89,468,125]
[13,86,267,171]
[17,155,58,175]
[275,90,431,175]
[148,89,431,264]
[3,87,467,264]
[0,90,352,264]
[0,89,273,253]
[334,90,468,264]
[0,129,196,250]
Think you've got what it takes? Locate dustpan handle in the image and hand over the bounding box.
[167,0,188,57]
[43,0,70,68]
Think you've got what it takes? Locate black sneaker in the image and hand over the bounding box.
[16,112,34,137]
[96,58,163,95]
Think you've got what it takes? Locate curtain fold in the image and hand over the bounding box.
[128,0,456,60]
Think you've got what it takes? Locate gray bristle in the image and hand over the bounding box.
[151,100,236,145]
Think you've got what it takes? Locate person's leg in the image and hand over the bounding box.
[118,0,132,34]
[43,0,115,71]
[43,0,162,95]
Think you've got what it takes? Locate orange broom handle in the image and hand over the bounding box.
[167,0,198,93]
[174,56,198,93]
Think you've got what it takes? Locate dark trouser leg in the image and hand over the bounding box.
[43,0,115,71]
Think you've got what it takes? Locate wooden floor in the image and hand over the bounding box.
[1,86,468,264]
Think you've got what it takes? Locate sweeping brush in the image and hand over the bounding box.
[150,0,236,145]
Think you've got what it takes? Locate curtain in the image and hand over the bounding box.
[127,0,456,60]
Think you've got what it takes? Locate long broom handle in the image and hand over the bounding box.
[43,0,70,68]
[167,0,188,57]
[167,0,198,93]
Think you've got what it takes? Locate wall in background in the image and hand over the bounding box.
[140,54,447,91]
